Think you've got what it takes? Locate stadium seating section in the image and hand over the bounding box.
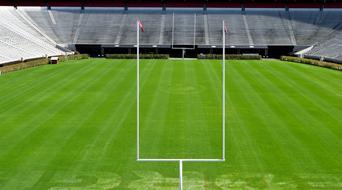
[0,5,342,64]
[0,7,71,64]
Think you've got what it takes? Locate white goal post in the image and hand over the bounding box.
[135,20,227,190]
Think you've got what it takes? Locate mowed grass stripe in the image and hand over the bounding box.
[0,58,341,189]
[261,61,342,138]
[140,60,173,158]
[3,59,135,189]
[190,61,221,158]
[0,60,89,111]
[0,63,66,94]
[68,60,137,172]
[37,59,131,164]
[199,60,221,101]
[28,60,135,189]
[0,63,113,189]
[224,63,247,174]
[268,61,342,128]
[0,60,118,188]
[93,59,179,185]
[155,61,184,158]
[156,61,186,158]
[141,61,184,158]
[184,62,197,156]
[259,62,341,142]
[231,60,341,174]
[0,60,95,139]
[0,60,97,154]
[256,62,326,172]
[94,59,160,170]
[141,61,222,159]
[235,61,319,173]
[256,62,342,173]
[198,60,223,156]
[278,62,342,117]
[0,60,95,142]
[77,59,157,171]
[226,61,270,173]
[280,61,342,90]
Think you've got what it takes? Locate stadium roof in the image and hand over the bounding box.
[1,0,342,8]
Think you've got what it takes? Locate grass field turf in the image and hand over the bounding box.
[0,58,341,189]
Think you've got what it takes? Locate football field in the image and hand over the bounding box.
[0,58,341,189]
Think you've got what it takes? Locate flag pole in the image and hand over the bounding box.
[222,20,226,161]
[137,20,140,160]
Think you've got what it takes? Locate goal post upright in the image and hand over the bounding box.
[136,20,140,161]
[222,20,226,161]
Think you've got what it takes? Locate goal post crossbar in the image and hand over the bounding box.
[137,158,225,162]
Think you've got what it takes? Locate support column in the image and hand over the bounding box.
[179,160,183,190]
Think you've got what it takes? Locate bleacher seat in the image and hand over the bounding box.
[0,7,70,64]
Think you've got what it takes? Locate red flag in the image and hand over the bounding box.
[224,24,228,33]
[138,20,144,32]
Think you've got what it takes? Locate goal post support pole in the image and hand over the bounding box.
[179,160,183,190]
[222,20,226,161]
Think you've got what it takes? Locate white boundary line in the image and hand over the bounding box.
[136,20,226,189]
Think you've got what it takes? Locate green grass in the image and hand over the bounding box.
[0,58,341,189]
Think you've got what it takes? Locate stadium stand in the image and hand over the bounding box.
[20,8,342,45]
[245,10,294,45]
[0,0,342,62]
[207,12,249,45]
[0,7,71,64]
[172,14,196,46]
[306,33,342,62]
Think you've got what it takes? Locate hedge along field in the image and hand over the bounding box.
[0,58,341,189]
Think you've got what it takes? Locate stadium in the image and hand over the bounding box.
[0,0,341,189]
